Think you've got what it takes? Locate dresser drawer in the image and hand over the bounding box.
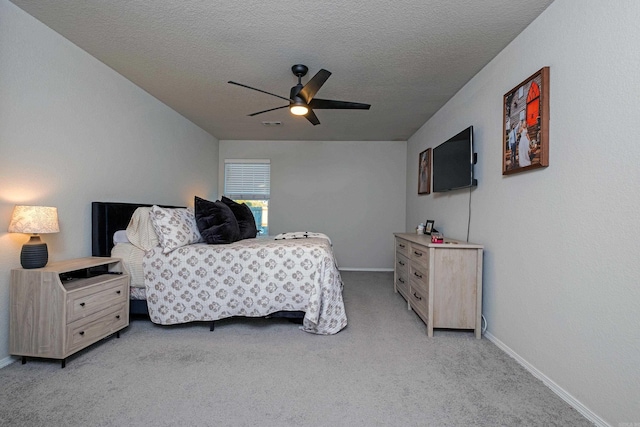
[395,238,409,258]
[409,261,428,293]
[67,276,128,323]
[396,252,409,273]
[409,283,428,323]
[409,243,429,263]
[396,265,409,298]
[66,302,127,354]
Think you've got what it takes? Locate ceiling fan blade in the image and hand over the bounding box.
[308,98,371,110]
[299,69,331,103]
[248,105,289,117]
[228,81,290,102]
[304,109,320,126]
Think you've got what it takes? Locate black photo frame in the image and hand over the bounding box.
[425,220,435,234]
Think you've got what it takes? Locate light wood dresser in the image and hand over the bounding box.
[394,233,483,338]
[10,257,130,367]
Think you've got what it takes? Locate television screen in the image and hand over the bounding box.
[432,126,477,192]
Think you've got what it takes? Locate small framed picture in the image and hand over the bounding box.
[425,220,435,234]
[418,148,431,194]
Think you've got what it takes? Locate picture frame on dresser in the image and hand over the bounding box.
[424,220,435,234]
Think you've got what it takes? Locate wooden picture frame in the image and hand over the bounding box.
[418,148,431,194]
[503,67,549,175]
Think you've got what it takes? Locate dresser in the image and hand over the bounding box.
[10,257,130,367]
[394,233,483,338]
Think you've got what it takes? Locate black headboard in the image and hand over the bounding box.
[91,202,182,257]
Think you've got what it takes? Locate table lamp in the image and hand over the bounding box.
[8,205,60,269]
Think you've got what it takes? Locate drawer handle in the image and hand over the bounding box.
[414,272,423,279]
[413,251,423,257]
[413,292,422,301]
[399,244,406,248]
[116,290,121,294]
[79,331,85,336]
[398,261,405,266]
[79,302,86,307]
[398,278,405,283]
[116,315,120,319]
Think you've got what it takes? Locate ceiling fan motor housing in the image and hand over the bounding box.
[290,84,303,101]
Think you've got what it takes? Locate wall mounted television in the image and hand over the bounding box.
[432,126,477,192]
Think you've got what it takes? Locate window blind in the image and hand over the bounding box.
[224,160,270,200]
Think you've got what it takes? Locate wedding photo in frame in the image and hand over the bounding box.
[418,148,431,194]
[503,67,549,175]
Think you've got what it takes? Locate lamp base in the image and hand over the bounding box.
[20,235,48,269]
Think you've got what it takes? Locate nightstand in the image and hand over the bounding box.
[9,257,130,368]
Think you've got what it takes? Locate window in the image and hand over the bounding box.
[224,159,270,235]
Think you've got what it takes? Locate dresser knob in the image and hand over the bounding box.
[79,302,85,307]
[116,315,120,319]
[116,290,121,294]
[79,331,85,336]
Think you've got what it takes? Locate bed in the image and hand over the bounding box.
[91,201,347,335]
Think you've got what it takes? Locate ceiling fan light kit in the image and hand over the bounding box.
[290,104,309,116]
[228,64,371,125]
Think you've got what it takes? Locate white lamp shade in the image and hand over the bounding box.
[8,206,60,234]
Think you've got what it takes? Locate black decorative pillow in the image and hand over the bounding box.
[221,196,258,240]
[194,196,240,244]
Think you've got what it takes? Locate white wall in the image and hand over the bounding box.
[406,0,640,425]
[0,1,219,365]
[219,140,406,269]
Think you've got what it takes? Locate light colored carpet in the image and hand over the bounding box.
[0,271,590,426]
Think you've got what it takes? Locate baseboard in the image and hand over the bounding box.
[484,331,610,427]
[339,268,394,272]
[0,355,17,369]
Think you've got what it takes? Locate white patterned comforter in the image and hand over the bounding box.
[142,237,347,335]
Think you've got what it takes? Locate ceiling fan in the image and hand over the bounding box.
[228,64,371,125]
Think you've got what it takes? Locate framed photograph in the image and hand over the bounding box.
[425,220,435,235]
[503,67,549,175]
[418,148,431,194]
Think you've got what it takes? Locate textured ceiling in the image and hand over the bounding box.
[11,0,554,141]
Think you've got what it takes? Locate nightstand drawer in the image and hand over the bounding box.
[67,277,128,322]
[66,302,127,354]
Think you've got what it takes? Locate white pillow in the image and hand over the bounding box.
[126,207,159,251]
[150,205,201,254]
[113,230,130,244]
